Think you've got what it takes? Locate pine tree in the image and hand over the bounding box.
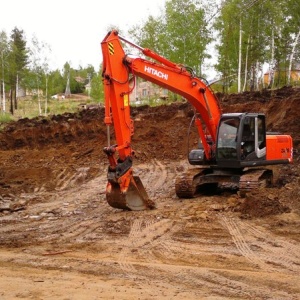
[9,27,29,114]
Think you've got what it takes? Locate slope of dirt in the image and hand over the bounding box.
[0,86,300,299]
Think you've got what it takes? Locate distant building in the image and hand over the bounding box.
[131,79,168,103]
[25,87,43,96]
[264,65,300,86]
[74,76,86,84]
[17,86,26,97]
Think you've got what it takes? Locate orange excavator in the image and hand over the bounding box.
[101,30,293,211]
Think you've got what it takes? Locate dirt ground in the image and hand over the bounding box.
[0,86,300,300]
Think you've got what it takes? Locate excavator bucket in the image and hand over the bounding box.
[106,176,155,211]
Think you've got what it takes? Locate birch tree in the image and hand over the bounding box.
[0,31,9,112]
[214,0,241,92]
[130,0,211,77]
[215,0,290,92]
[28,35,51,115]
[285,0,300,85]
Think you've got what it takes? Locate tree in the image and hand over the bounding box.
[47,69,64,96]
[215,0,283,92]
[9,27,29,114]
[214,0,300,92]
[90,72,103,101]
[130,0,211,71]
[0,31,9,112]
[26,35,51,115]
[214,0,240,92]
[164,0,211,75]
[129,15,167,55]
[284,0,300,85]
[129,0,212,101]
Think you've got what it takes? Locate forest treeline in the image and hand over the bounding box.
[128,0,300,92]
[1,0,299,115]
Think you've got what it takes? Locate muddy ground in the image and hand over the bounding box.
[0,86,300,299]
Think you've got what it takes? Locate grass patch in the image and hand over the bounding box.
[0,112,14,124]
[3,94,99,120]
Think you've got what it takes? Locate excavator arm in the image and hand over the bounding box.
[101,31,156,211]
[101,30,222,210]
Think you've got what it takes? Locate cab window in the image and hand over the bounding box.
[217,118,239,159]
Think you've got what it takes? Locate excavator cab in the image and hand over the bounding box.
[188,113,266,168]
[216,113,292,168]
[216,113,266,168]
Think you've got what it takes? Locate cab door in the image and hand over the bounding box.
[216,115,241,168]
[216,113,267,168]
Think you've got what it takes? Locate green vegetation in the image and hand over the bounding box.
[1,95,98,121]
[0,28,103,118]
[130,0,300,94]
[0,111,13,124]
[17,98,76,118]
[1,0,300,117]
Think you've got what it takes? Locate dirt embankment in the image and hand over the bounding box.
[0,86,300,299]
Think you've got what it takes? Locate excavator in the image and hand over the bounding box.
[101,30,293,211]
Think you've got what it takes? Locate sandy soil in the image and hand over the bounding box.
[0,86,300,299]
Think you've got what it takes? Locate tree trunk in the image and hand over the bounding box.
[14,88,18,110]
[15,74,18,110]
[10,88,15,115]
[238,18,242,93]
[243,35,250,92]
[287,28,300,85]
[269,28,275,89]
[44,75,48,116]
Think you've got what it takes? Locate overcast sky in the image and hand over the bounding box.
[1,0,165,71]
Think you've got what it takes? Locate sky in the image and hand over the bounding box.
[1,0,165,71]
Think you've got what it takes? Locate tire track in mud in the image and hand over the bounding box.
[25,166,93,193]
[147,160,168,192]
[0,173,106,246]
[0,214,107,247]
[134,159,179,198]
[54,167,91,190]
[171,268,293,300]
[38,218,104,243]
[173,269,249,299]
[219,214,270,270]
[241,221,300,272]
[117,218,174,274]
[218,214,300,274]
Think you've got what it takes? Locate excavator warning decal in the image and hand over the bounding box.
[108,42,114,55]
[124,94,129,106]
